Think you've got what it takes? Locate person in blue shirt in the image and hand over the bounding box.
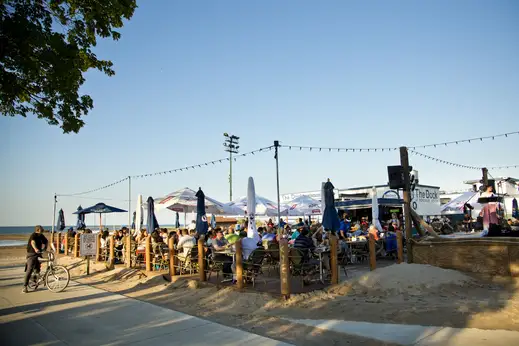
[262,227,277,242]
[339,214,351,239]
[278,218,286,229]
[295,218,304,227]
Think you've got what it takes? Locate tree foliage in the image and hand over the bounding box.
[0,0,137,133]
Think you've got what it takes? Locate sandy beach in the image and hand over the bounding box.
[7,253,508,345]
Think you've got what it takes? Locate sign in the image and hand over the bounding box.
[80,233,97,257]
[410,187,440,216]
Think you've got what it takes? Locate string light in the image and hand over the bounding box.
[57,177,129,197]
[408,149,519,171]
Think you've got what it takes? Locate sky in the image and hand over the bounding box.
[1,0,518,227]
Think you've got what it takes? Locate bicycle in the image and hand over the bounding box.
[28,251,70,293]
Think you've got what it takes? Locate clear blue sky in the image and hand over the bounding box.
[1,0,518,226]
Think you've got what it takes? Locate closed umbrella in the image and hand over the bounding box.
[247,177,260,242]
[175,212,181,229]
[513,198,518,219]
[195,188,208,236]
[322,180,340,231]
[210,214,217,229]
[371,187,383,232]
[76,206,86,230]
[57,209,66,232]
[146,197,160,233]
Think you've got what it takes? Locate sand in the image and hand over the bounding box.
[3,250,519,345]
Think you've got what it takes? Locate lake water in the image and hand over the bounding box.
[0,240,26,247]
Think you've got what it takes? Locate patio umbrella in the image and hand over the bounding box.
[287,195,322,216]
[135,194,143,231]
[74,202,127,231]
[247,177,260,241]
[322,180,340,231]
[76,206,86,230]
[146,196,160,233]
[210,214,217,229]
[512,198,518,219]
[226,195,289,217]
[156,187,228,214]
[56,209,66,232]
[371,187,383,232]
[175,212,181,228]
[195,188,208,236]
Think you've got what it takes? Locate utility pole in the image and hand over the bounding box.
[274,140,281,235]
[399,146,413,263]
[52,194,57,235]
[128,176,131,229]
[223,133,239,201]
[482,167,489,187]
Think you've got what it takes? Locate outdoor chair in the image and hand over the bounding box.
[178,246,199,275]
[289,248,320,288]
[243,248,266,287]
[264,242,280,276]
[153,245,169,271]
[206,253,225,283]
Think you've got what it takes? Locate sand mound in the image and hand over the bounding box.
[331,263,474,296]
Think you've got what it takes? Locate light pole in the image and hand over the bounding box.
[223,133,239,201]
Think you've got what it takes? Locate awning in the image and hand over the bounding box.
[335,198,403,210]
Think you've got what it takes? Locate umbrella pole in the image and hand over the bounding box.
[51,194,57,234]
[99,213,102,232]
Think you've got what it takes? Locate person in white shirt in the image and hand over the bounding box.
[177,229,196,265]
[187,221,196,231]
[231,230,260,283]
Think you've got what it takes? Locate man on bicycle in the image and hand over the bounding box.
[23,225,54,293]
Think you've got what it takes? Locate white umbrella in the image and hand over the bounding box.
[287,195,322,216]
[135,194,143,232]
[155,187,228,214]
[372,187,383,232]
[227,195,289,217]
[247,177,260,241]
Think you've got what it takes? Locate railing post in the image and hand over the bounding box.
[169,237,176,280]
[397,231,404,264]
[64,234,68,256]
[126,235,132,268]
[74,234,79,258]
[279,238,290,299]
[56,232,62,256]
[235,239,243,289]
[145,236,152,272]
[330,234,339,284]
[109,235,115,269]
[198,237,206,282]
[96,233,101,261]
[369,233,377,271]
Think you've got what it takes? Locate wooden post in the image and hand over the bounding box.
[64,234,68,256]
[109,235,115,269]
[198,237,206,282]
[125,235,132,268]
[145,236,152,272]
[95,233,101,261]
[86,256,90,275]
[50,232,54,246]
[400,146,413,263]
[56,232,61,256]
[74,234,79,258]
[368,233,377,271]
[396,231,404,264]
[279,238,290,299]
[169,237,176,280]
[330,234,339,284]
[235,239,243,289]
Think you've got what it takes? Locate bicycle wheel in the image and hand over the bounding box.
[45,265,70,293]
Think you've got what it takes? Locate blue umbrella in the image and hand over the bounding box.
[210,214,217,229]
[74,202,127,230]
[56,209,66,231]
[175,212,180,228]
[146,197,160,233]
[196,188,208,236]
[76,206,86,230]
[513,198,518,219]
[322,181,340,231]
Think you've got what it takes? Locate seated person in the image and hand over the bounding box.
[262,227,277,242]
[150,229,167,258]
[114,230,124,260]
[211,230,232,276]
[368,225,380,241]
[135,229,147,248]
[231,231,260,283]
[177,229,196,265]
[293,228,315,256]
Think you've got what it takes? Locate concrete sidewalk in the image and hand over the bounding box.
[0,265,291,346]
[285,318,519,345]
